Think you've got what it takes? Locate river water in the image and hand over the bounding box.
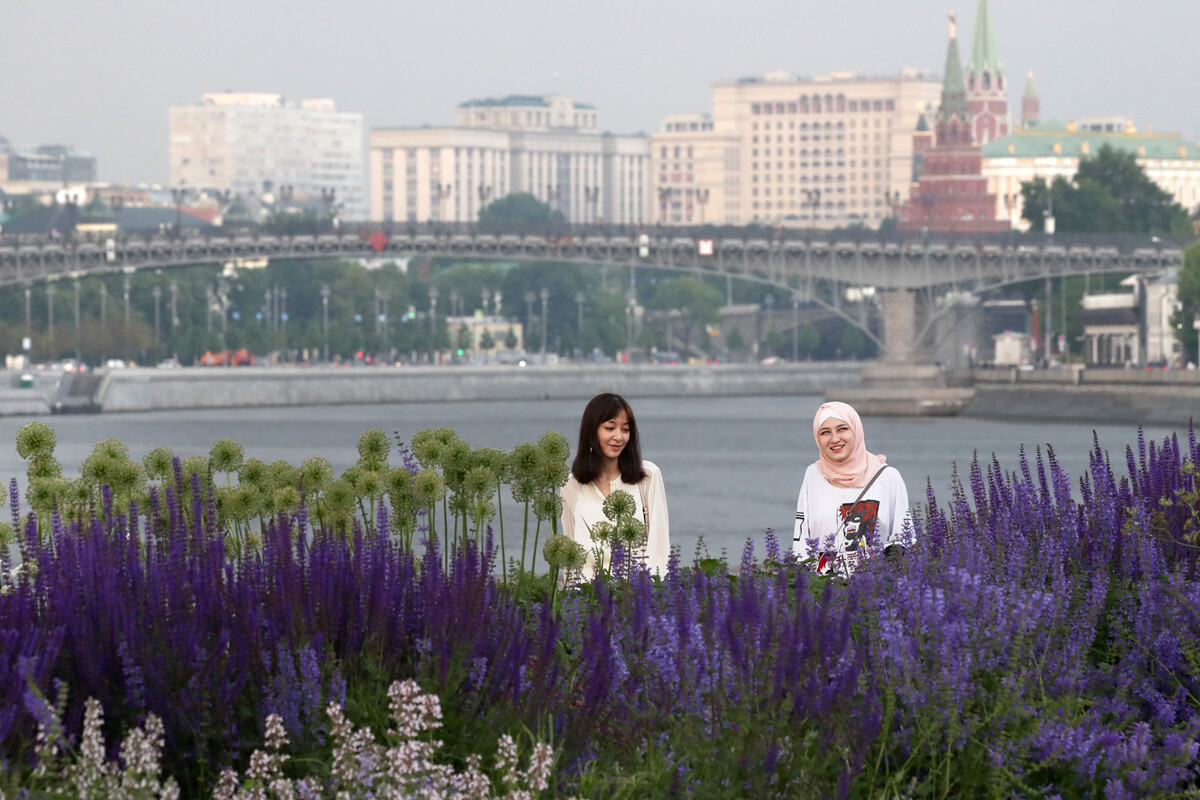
[0,396,1185,562]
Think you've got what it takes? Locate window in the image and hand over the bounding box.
[752,103,761,114]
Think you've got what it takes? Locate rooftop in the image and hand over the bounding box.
[983,127,1200,160]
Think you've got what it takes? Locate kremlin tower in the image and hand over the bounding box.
[896,13,1008,233]
[964,0,1010,144]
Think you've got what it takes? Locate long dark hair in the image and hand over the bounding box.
[571,392,647,485]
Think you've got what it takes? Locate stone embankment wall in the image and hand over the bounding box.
[964,367,1200,427]
[92,363,864,413]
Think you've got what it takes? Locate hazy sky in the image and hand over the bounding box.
[3,0,1197,185]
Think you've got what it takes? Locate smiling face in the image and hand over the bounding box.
[817,417,856,464]
[596,409,631,465]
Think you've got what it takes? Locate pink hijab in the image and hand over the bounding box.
[812,401,886,488]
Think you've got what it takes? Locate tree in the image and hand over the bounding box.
[1173,241,1200,364]
[839,325,866,360]
[650,276,724,354]
[725,326,747,358]
[796,323,820,360]
[479,329,495,361]
[455,324,472,356]
[504,327,518,350]
[1021,145,1191,235]
[477,193,565,229]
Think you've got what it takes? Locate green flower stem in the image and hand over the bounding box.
[531,517,542,576]
[523,501,532,577]
[496,481,507,583]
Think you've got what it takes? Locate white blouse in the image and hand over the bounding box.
[560,460,670,579]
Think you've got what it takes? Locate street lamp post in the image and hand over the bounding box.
[575,291,585,341]
[481,288,491,316]
[696,188,710,226]
[73,278,82,363]
[657,187,671,225]
[792,293,800,362]
[171,186,187,237]
[123,275,131,360]
[46,283,56,355]
[321,284,331,363]
[428,286,439,340]
[152,285,162,346]
[477,184,492,220]
[584,186,600,225]
[539,288,549,359]
[24,285,32,345]
[99,282,107,364]
[524,291,535,350]
[169,280,178,331]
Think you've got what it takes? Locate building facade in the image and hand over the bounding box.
[169,92,367,219]
[648,114,738,226]
[370,95,650,225]
[0,137,97,195]
[1078,272,1181,367]
[657,71,941,227]
[982,124,1200,226]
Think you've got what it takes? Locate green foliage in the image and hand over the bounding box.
[651,276,724,353]
[725,325,746,354]
[839,325,867,359]
[477,193,565,227]
[796,322,820,359]
[1173,241,1200,364]
[1020,144,1192,235]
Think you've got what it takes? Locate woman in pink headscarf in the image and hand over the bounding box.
[792,401,912,574]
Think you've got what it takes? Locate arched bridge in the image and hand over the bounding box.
[0,227,1184,292]
[2,227,1185,362]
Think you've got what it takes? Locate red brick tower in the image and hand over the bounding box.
[897,14,1008,233]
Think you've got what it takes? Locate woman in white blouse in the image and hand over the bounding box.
[560,392,670,578]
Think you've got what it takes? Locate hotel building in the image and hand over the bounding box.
[652,71,942,227]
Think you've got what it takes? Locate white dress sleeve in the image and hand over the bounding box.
[793,470,812,561]
[560,475,581,544]
[640,461,670,572]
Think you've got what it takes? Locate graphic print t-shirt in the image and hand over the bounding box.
[791,463,911,564]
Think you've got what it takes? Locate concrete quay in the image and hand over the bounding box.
[963,367,1200,427]
[75,362,864,414]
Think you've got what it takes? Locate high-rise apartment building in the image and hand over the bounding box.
[169,92,367,219]
[370,95,650,225]
[653,71,941,227]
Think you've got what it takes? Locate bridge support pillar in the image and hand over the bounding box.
[881,289,918,363]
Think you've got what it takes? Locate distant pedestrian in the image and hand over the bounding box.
[561,393,669,578]
[792,401,912,575]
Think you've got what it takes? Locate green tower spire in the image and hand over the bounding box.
[939,14,969,119]
[969,0,1001,76]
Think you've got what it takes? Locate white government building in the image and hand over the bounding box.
[169,92,368,219]
[369,95,650,225]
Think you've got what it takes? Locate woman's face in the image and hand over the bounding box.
[817,417,856,463]
[596,409,631,463]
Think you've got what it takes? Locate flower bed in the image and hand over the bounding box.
[0,424,1197,798]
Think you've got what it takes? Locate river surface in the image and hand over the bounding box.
[0,397,1185,563]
